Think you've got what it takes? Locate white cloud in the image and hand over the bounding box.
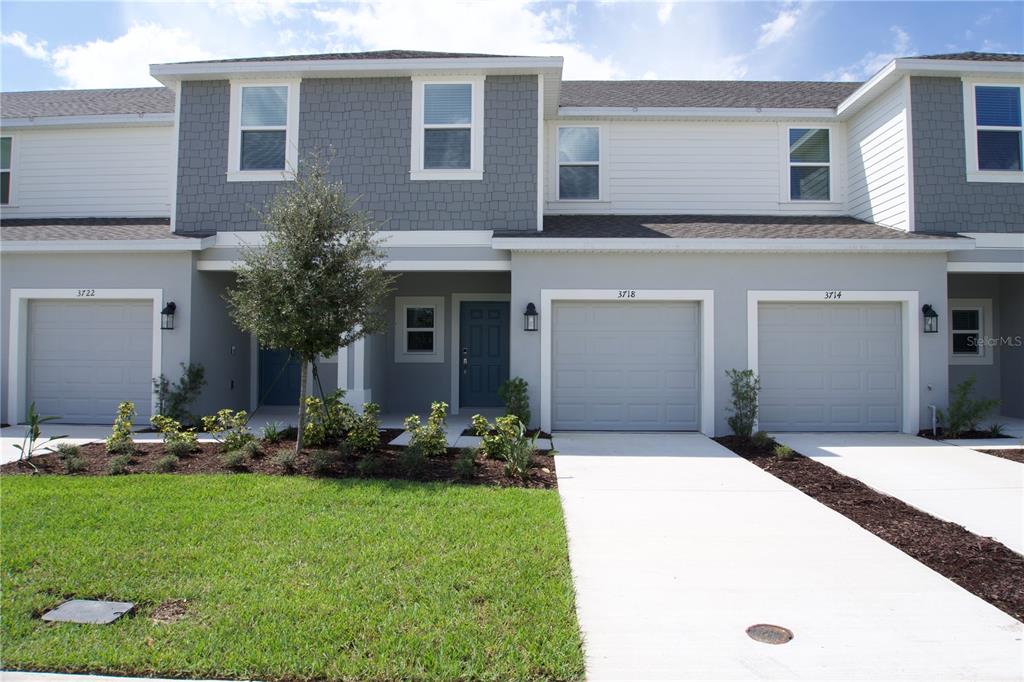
[641,70,658,80]
[656,2,673,26]
[822,26,911,82]
[209,0,311,27]
[1,31,49,60]
[757,4,801,48]
[49,23,214,88]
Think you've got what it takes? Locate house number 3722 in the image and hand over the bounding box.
[77,289,96,297]
[824,290,843,300]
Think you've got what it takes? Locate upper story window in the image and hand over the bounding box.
[787,128,831,201]
[0,136,11,205]
[227,80,300,182]
[410,76,484,181]
[967,84,1022,181]
[557,126,601,200]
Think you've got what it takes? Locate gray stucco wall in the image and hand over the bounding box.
[509,252,951,434]
[188,268,251,416]
[910,77,1024,233]
[947,274,1002,409]
[999,275,1024,418]
[0,252,193,424]
[176,76,537,234]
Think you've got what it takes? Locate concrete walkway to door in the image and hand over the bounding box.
[554,432,1022,680]
[772,432,1024,555]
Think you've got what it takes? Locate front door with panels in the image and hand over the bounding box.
[459,301,510,407]
[259,347,302,405]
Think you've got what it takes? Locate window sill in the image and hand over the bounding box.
[966,171,1024,184]
[546,199,611,207]
[949,353,994,366]
[410,169,483,181]
[227,170,295,183]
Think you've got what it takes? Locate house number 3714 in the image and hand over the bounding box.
[824,290,843,300]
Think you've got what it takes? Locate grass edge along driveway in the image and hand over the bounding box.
[1,474,584,681]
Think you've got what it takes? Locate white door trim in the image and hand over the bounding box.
[450,293,512,415]
[746,290,920,434]
[7,288,164,424]
[540,289,715,436]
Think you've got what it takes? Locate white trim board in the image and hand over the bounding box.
[491,237,972,253]
[959,233,1024,248]
[948,262,1024,273]
[450,293,512,416]
[746,290,920,434]
[3,238,210,254]
[7,288,164,424]
[210,230,495,248]
[0,113,174,129]
[539,289,715,436]
[196,259,510,272]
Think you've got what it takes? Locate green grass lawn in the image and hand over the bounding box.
[1,475,584,681]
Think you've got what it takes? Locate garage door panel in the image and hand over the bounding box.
[552,301,700,431]
[758,302,900,432]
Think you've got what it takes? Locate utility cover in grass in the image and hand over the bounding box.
[41,599,134,624]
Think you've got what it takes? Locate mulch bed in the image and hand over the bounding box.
[0,429,557,489]
[975,448,1024,464]
[460,428,553,439]
[716,435,1024,623]
[917,428,1011,440]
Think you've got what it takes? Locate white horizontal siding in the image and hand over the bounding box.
[545,119,847,215]
[2,125,173,218]
[845,80,909,230]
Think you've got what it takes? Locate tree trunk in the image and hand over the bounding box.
[295,358,309,454]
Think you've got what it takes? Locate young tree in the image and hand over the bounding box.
[226,154,395,452]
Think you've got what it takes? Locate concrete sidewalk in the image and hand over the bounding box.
[555,432,1023,680]
[774,432,1024,555]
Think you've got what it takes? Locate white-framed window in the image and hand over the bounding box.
[786,127,832,201]
[557,126,601,201]
[410,76,484,181]
[1,136,12,205]
[963,80,1023,183]
[949,298,993,365]
[227,79,300,182]
[395,296,445,363]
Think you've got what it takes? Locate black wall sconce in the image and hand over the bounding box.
[161,301,177,330]
[922,304,938,333]
[523,302,539,332]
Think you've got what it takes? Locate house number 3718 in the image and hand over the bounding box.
[618,290,637,299]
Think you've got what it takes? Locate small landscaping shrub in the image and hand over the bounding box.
[348,402,382,452]
[106,402,136,455]
[357,452,385,477]
[499,377,531,428]
[54,442,80,459]
[309,449,339,475]
[261,422,284,444]
[165,440,193,458]
[725,369,760,439]
[151,415,198,454]
[988,423,1007,438]
[455,447,477,480]
[304,390,356,447]
[107,455,132,475]
[220,450,246,470]
[471,413,533,463]
[774,444,795,461]
[240,439,262,459]
[202,409,254,452]
[153,362,206,426]
[504,429,536,480]
[156,455,179,473]
[273,450,297,473]
[62,455,87,474]
[939,377,1000,438]
[751,430,774,450]
[400,444,427,477]
[12,403,66,471]
[403,402,448,458]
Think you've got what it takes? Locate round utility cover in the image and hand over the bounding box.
[746,623,793,645]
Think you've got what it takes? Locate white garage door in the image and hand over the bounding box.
[26,300,153,424]
[758,302,901,432]
[552,301,700,431]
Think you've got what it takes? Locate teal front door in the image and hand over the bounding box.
[259,347,301,405]
[459,301,510,408]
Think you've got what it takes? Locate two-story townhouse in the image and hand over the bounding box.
[1,50,1020,435]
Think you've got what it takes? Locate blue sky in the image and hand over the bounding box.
[2,1,1022,91]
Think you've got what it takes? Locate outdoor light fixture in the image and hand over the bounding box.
[160,302,177,330]
[922,304,938,333]
[524,302,539,332]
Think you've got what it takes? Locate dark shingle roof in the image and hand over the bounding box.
[1,88,174,119]
[0,218,190,241]
[501,215,957,240]
[915,51,1024,62]
[559,80,862,109]
[170,50,521,65]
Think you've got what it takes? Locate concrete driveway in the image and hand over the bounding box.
[554,432,1023,680]
[773,433,1024,555]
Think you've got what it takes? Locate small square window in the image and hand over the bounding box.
[969,84,1024,179]
[228,81,297,181]
[395,297,444,363]
[950,305,985,359]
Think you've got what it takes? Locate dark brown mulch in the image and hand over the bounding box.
[715,435,1024,623]
[0,430,557,489]
[150,599,189,624]
[460,427,553,439]
[917,428,1011,440]
[975,448,1024,464]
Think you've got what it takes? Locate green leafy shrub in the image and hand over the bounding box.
[220,450,246,470]
[471,414,533,463]
[153,362,206,426]
[348,402,382,452]
[165,440,193,458]
[273,450,297,473]
[400,444,427,477]
[54,442,81,459]
[202,409,254,452]
[108,455,132,475]
[504,431,536,480]
[261,422,285,444]
[498,377,531,428]
[63,455,87,474]
[939,377,1000,438]
[357,453,385,477]
[403,402,448,458]
[151,415,198,454]
[309,449,339,475]
[304,390,356,447]
[988,423,1007,438]
[725,369,761,439]
[774,444,795,461]
[13,403,67,472]
[156,455,179,472]
[751,430,774,450]
[455,447,477,480]
[106,402,136,455]
[239,439,262,459]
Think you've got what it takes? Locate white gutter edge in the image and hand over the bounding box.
[2,236,213,253]
[491,237,975,253]
[1,113,175,129]
[558,106,836,119]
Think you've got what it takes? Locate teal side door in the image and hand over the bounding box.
[459,301,510,408]
[259,348,301,405]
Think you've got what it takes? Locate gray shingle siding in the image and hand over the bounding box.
[175,76,537,233]
[910,76,1024,234]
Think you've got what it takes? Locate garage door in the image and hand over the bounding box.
[758,302,901,431]
[26,300,153,424]
[552,301,700,431]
